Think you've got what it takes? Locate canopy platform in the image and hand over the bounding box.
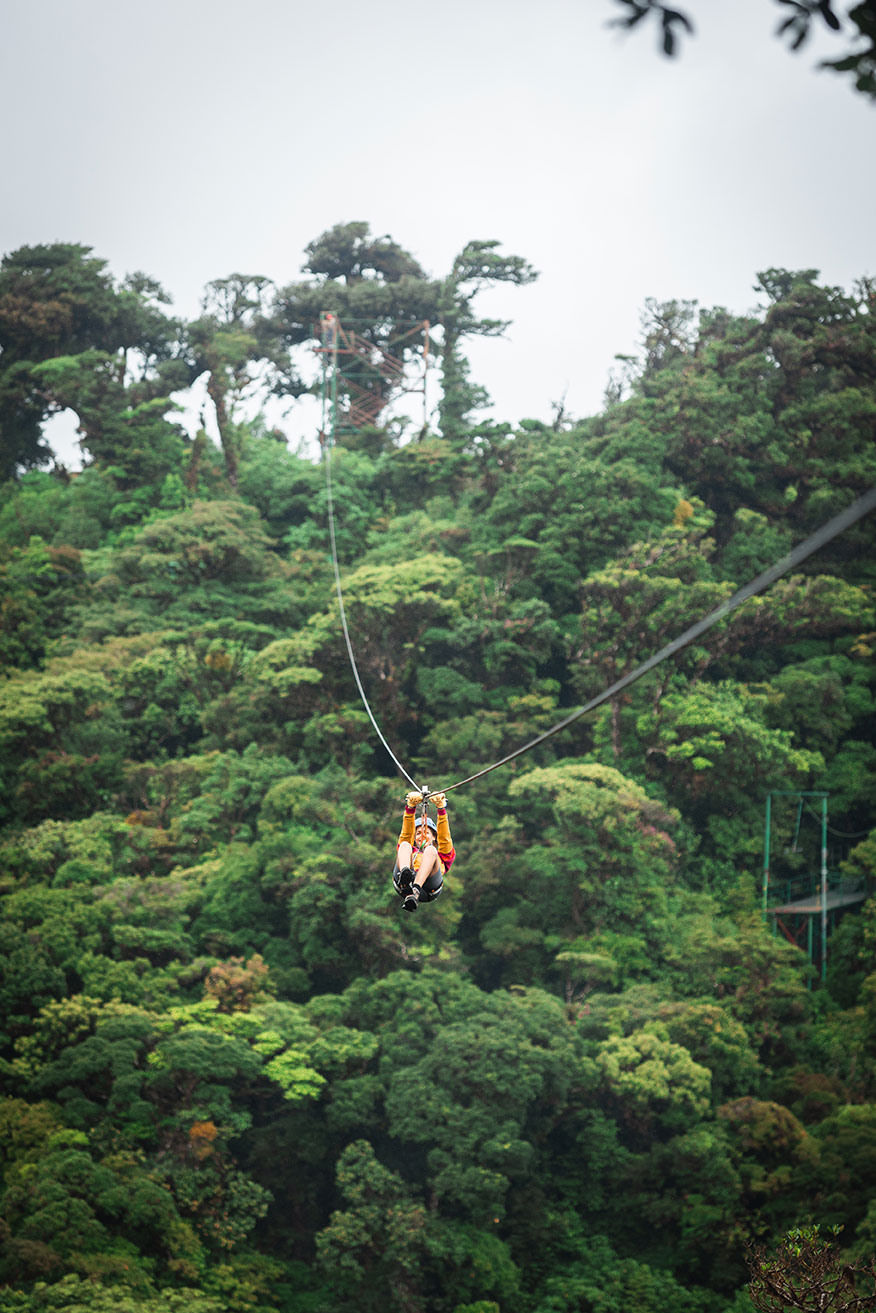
[762,790,872,981]
[769,887,867,916]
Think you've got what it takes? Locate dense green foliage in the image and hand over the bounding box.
[1,237,875,1312]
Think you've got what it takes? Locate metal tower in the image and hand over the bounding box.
[315,312,432,438]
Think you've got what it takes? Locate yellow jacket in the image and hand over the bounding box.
[397,806,456,873]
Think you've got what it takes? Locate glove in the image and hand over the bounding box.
[431,793,447,809]
[405,790,423,808]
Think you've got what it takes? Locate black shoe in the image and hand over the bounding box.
[397,866,414,894]
[403,885,420,912]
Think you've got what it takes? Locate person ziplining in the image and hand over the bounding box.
[392,790,455,912]
[317,310,876,917]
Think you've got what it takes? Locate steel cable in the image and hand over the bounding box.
[324,432,420,791]
[432,485,876,797]
[320,344,876,801]
[801,799,873,841]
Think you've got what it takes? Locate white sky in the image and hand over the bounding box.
[1,0,874,464]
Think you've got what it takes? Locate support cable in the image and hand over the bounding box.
[801,799,873,841]
[433,485,876,797]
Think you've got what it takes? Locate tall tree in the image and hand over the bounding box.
[271,222,439,441]
[188,274,296,489]
[437,239,538,444]
[270,223,536,445]
[0,243,185,478]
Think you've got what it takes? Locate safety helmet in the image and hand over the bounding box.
[415,813,438,836]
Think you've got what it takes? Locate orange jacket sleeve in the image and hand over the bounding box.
[398,806,416,848]
[435,807,456,870]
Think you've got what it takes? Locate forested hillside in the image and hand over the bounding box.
[1,233,875,1313]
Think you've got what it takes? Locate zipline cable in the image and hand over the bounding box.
[323,379,419,792]
[319,319,876,802]
[432,485,876,797]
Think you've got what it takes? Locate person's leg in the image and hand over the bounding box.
[404,846,444,910]
[420,863,444,899]
[412,845,442,888]
[395,842,414,893]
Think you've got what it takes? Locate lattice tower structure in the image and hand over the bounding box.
[315,313,431,436]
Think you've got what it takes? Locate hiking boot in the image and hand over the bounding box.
[397,866,414,894]
[403,885,421,912]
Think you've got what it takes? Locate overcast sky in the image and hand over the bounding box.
[2,0,874,463]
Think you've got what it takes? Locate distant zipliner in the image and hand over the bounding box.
[392,790,455,912]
